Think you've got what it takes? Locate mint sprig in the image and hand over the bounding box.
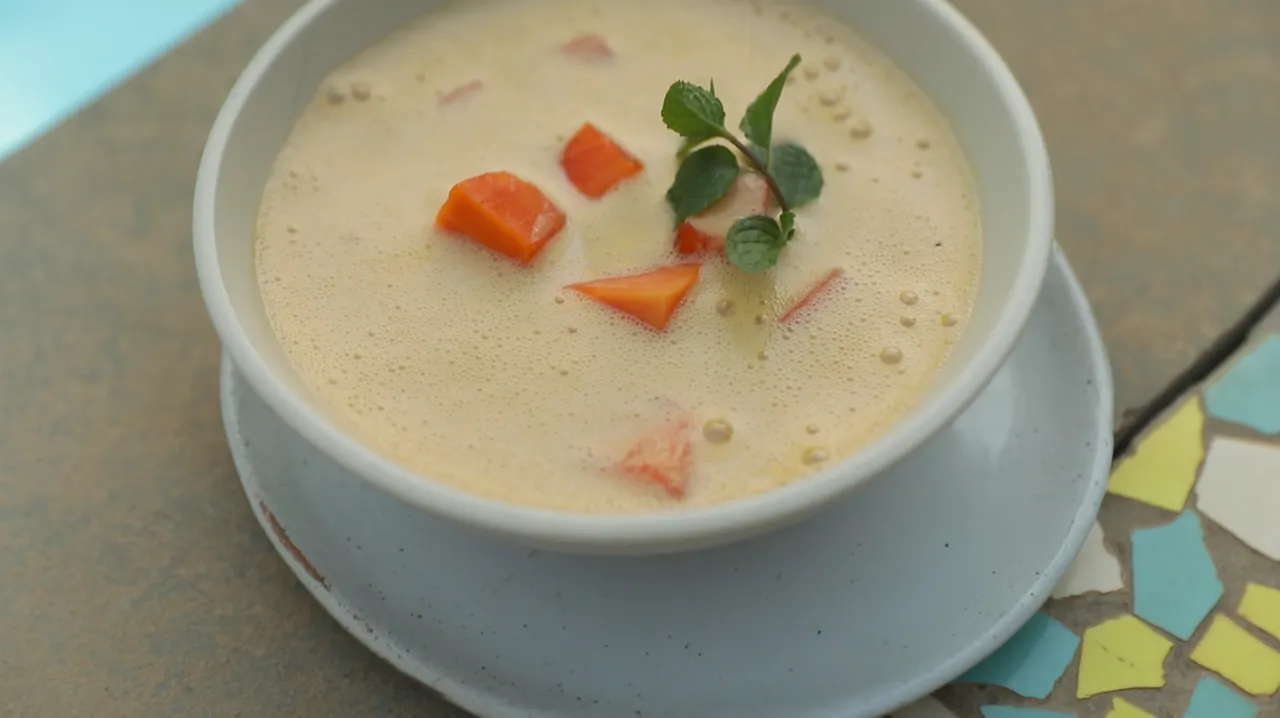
[660,54,824,273]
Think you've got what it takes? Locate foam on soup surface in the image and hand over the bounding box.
[255,0,982,513]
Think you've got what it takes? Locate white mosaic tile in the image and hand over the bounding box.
[1196,436,1280,562]
[1052,521,1125,599]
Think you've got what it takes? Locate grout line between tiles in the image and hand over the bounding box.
[1112,272,1280,460]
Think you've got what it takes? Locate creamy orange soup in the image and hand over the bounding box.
[255,0,982,513]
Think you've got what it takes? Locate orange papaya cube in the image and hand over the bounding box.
[560,122,645,199]
[618,419,693,497]
[567,264,701,331]
[435,171,567,265]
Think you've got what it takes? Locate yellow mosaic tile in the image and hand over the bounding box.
[1239,583,1280,642]
[1107,697,1156,718]
[1107,398,1204,511]
[1190,614,1280,695]
[1077,615,1173,698]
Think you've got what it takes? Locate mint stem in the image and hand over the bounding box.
[720,134,791,213]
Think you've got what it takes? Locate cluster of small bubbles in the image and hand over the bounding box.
[880,347,903,365]
[703,419,734,444]
[802,447,829,465]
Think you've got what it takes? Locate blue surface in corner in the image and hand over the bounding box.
[0,0,242,161]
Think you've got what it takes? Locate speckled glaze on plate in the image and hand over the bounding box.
[221,246,1113,718]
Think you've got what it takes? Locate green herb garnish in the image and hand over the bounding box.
[661,54,824,273]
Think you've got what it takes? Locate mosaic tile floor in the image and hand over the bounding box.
[893,332,1280,717]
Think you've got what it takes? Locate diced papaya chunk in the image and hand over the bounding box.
[439,79,483,105]
[618,419,693,497]
[779,268,845,324]
[560,122,645,199]
[568,264,701,331]
[674,221,724,255]
[672,172,772,255]
[562,34,614,61]
[435,172,567,265]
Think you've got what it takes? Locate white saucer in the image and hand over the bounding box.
[222,246,1113,718]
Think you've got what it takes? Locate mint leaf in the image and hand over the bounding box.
[771,142,823,208]
[779,210,796,241]
[739,54,801,161]
[725,215,786,273]
[662,81,727,143]
[666,145,740,225]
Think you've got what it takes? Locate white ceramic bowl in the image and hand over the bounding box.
[194,0,1053,556]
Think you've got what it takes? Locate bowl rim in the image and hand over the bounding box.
[194,0,1054,552]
